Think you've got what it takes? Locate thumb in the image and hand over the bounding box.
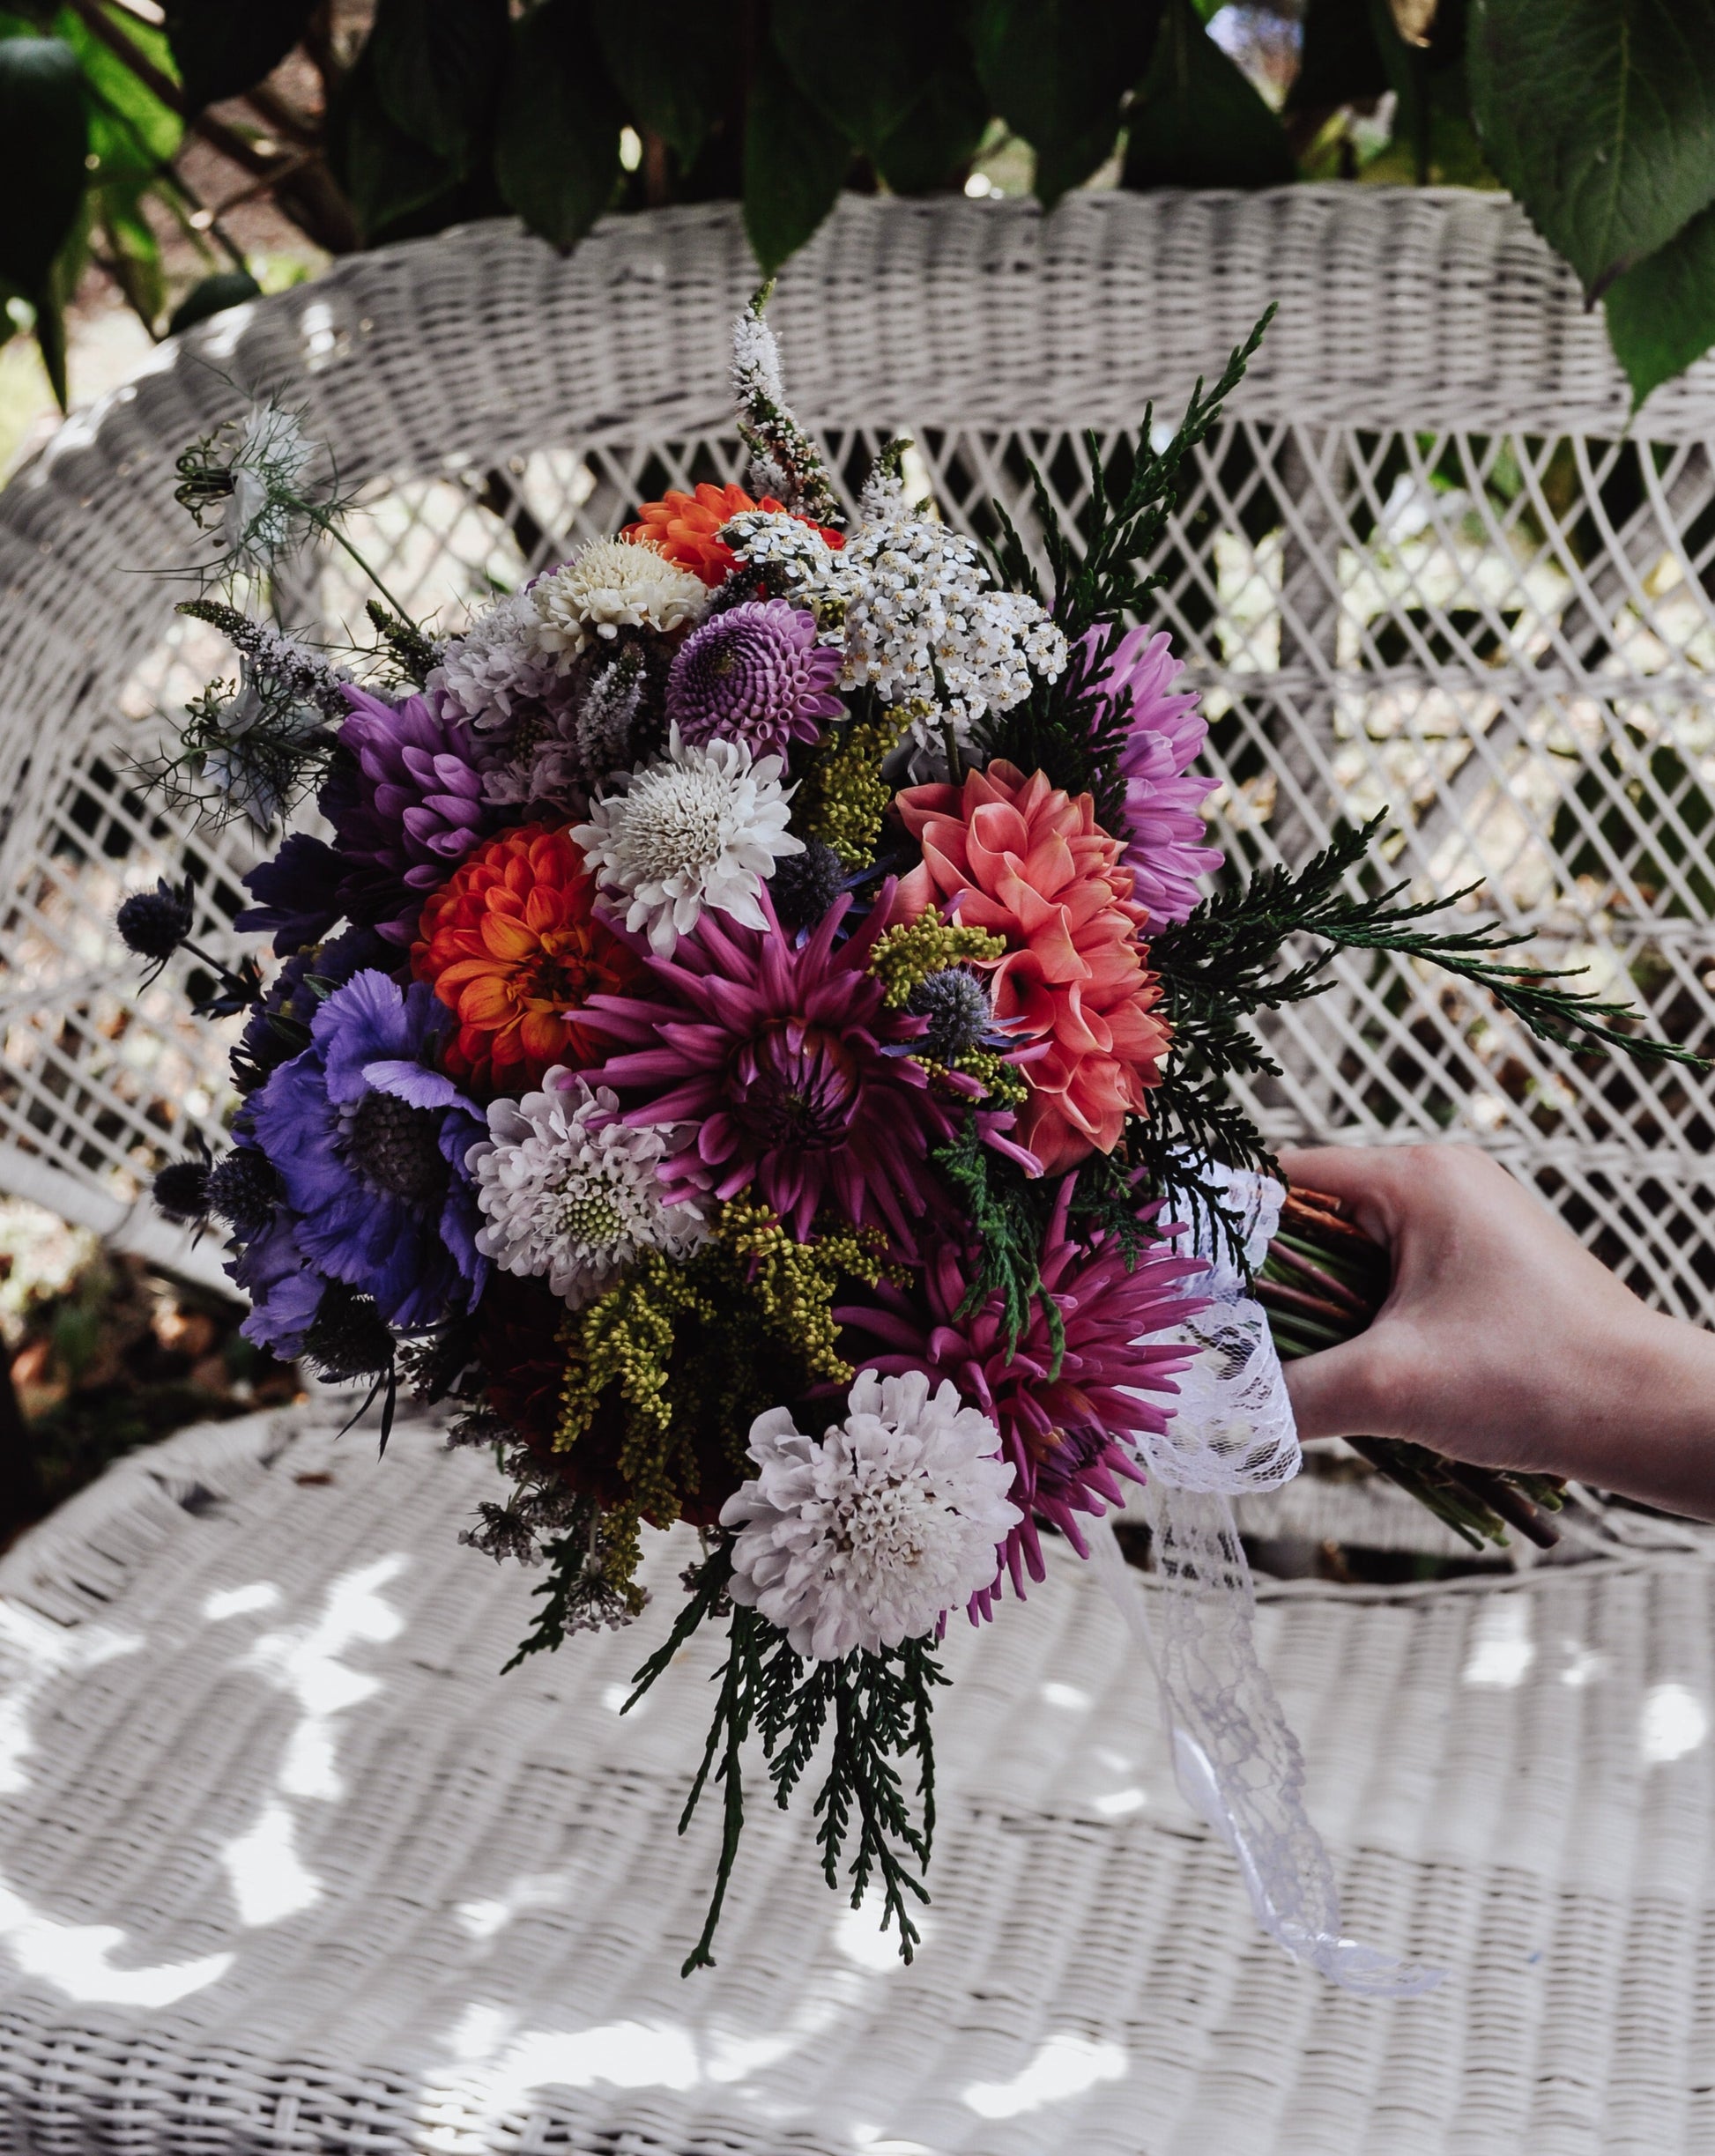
[1281,1333,1394,1443]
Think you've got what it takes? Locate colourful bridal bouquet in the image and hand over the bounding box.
[129,295,1687,1983]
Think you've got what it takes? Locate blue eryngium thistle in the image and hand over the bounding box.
[907,965,995,1063]
[115,879,193,969]
[152,1157,212,1225]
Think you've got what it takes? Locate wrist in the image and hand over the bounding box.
[1551,1308,1715,1518]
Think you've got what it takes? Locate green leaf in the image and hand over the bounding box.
[162,0,314,114]
[495,0,621,249]
[772,0,924,157]
[57,9,182,182]
[872,65,990,194]
[1604,201,1715,406]
[1287,0,1390,115]
[328,41,464,240]
[1123,0,1296,189]
[368,0,508,167]
[971,0,1158,206]
[588,0,732,166]
[1467,0,1715,297]
[167,266,263,336]
[0,37,86,295]
[742,39,850,277]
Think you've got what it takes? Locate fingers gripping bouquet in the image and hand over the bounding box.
[133,296,1689,1982]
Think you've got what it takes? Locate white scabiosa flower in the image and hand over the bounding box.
[720,1370,1021,1662]
[465,1073,707,1308]
[572,724,803,957]
[529,537,709,670]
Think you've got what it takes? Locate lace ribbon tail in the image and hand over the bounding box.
[1087,1508,1444,1999]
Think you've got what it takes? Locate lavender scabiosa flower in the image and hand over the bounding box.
[430,589,574,737]
[249,971,488,1331]
[665,598,843,759]
[1085,625,1221,925]
[467,1071,708,1308]
[721,1370,1021,1661]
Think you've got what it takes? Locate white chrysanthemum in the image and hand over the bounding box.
[465,1073,707,1307]
[572,724,803,957]
[432,589,564,731]
[224,405,314,567]
[835,462,1068,748]
[529,537,709,670]
[721,1370,1021,1662]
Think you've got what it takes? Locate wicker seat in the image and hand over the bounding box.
[2,192,1714,2148]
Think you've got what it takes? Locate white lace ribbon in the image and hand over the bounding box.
[1093,1163,1443,1998]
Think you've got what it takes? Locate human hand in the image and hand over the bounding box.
[1278,1143,1715,1521]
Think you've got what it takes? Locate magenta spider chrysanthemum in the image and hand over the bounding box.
[1084,625,1223,925]
[837,1181,1205,1615]
[573,892,963,1248]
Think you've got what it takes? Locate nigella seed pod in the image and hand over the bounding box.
[115,879,193,965]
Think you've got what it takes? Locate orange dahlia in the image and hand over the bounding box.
[888,761,1170,1176]
[624,482,844,589]
[412,823,642,1093]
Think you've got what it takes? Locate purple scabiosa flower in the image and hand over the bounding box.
[575,890,959,1249]
[1085,625,1222,925]
[229,1210,323,1359]
[232,922,391,1092]
[837,1180,1206,1616]
[665,598,843,759]
[249,970,488,1330]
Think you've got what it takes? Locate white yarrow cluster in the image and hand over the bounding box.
[722,1370,1021,1661]
[530,537,709,669]
[837,467,1068,746]
[574,725,803,957]
[432,589,565,731]
[224,405,315,568]
[466,1074,707,1308]
[722,508,844,620]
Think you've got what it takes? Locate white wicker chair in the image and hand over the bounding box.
[1,192,1714,2151]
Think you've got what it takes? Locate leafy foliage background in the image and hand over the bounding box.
[3,0,1714,413]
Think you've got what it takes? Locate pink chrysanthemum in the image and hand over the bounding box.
[837,1181,1205,1615]
[1085,625,1222,925]
[574,892,962,1248]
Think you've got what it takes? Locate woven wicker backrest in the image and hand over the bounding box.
[3,189,1713,1305]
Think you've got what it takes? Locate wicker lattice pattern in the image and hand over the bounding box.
[0,1406,1708,2155]
[2,190,1714,1309]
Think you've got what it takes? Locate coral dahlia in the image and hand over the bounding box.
[625,481,845,589]
[577,892,960,1248]
[412,823,642,1093]
[889,760,1170,1174]
[838,1183,1205,1613]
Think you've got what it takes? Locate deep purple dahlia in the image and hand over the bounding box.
[838,1179,1206,1613]
[665,599,843,759]
[249,969,487,1331]
[1083,625,1222,925]
[575,891,957,1248]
